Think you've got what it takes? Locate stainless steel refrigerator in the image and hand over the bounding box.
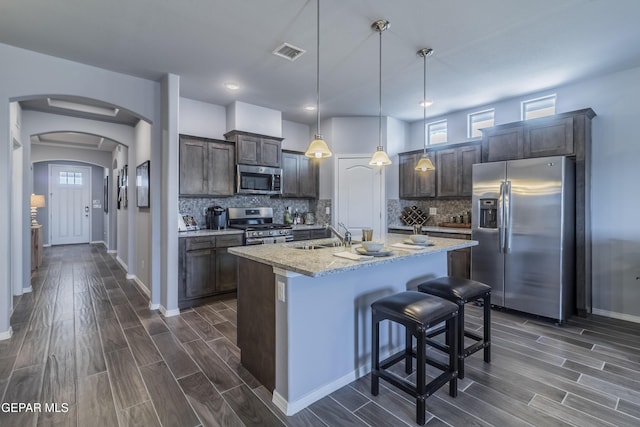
[471,156,575,322]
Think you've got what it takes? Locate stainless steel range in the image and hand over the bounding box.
[227,207,293,245]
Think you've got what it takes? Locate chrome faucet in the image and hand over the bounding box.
[324,222,352,246]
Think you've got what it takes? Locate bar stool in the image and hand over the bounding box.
[417,276,491,379]
[371,291,459,425]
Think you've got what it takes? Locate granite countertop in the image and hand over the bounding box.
[388,225,472,235]
[178,228,244,238]
[228,233,477,278]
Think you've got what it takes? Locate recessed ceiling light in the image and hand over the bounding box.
[304,105,316,111]
[224,82,240,90]
[419,100,434,107]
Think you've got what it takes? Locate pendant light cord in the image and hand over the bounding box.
[423,51,427,155]
[316,0,321,135]
[378,27,382,148]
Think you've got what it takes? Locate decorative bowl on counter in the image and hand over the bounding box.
[410,234,429,244]
[361,241,384,252]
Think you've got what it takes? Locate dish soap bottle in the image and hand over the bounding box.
[284,206,293,225]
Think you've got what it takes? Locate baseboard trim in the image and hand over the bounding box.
[90,240,106,246]
[115,256,128,272]
[149,302,161,310]
[22,286,33,293]
[592,308,640,324]
[126,273,135,280]
[272,370,359,416]
[160,305,180,318]
[0,327,13,341]
[43,244,51,248]
[271,344,402,416]
[132,277,151,298]
[107,250,117,254]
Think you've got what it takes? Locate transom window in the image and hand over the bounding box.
[59,171,83,185]
[427,120,447,145]
[522,94,556,120]
[468,109,495,139]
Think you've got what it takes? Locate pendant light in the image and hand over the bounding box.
[369,19,392,166]
[304,0,332,159]
[415,48,436,171]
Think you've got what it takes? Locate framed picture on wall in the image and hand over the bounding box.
[117,173,121,209]
[122,165,128,208]
[136,160,150,208]
[104,176,109,213]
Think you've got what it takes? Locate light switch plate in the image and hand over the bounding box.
[277,281,286,302]
[429,207,437,215]
[325,206,330,215]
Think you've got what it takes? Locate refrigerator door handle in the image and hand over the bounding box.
[504,180,512,253]
[498,181,505,253]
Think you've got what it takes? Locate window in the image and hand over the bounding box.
[468,109,495,139]
[522,94,556,120]
[427,120,447,145]
[59,171,83,185]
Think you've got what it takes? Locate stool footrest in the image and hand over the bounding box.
[464,330,483,341]
[373,369,457,400]
[463,340,489,358]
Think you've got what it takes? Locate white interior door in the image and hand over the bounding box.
[335,156,385,240]
[50,165,91,245]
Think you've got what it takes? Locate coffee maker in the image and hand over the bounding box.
[206,206,227,230]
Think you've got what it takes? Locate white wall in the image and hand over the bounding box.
[113,146,129,270]
[281,120,310,152]
[226,101,282,136]
[10,102,23,302]
[133,120,152,292]
[179,97,226,139]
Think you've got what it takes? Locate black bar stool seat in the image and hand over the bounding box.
[371,291,459,425]
[417,276,491,379]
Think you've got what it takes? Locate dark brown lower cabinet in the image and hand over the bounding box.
[390,229,471,279]
[292,228,330,241]
[178,234,243,308]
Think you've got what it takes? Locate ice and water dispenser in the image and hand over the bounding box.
[479,199,498,229]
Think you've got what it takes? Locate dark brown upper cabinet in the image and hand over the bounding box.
[179,135,234,197]
[481,109,595,163]
[398,151,436,199]
[224,130,283,168]
[280,151,319,199]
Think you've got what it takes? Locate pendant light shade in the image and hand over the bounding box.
[304,0,332,159]
[369,19,391,167]
[415,48,435,172]
[305,134,332,158]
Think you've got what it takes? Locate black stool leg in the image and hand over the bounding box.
[457,303,465,379]
[416,326,426,426]
[483,293,491,363]
[405,327,413,374]
[448,315,458,397]
[371,314,380,396]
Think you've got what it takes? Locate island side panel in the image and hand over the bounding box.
[237,257,276,391]
[274,252,448,414]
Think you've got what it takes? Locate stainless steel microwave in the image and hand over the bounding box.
[236,164,282,195]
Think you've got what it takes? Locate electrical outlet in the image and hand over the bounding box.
[277,281,286,302]
[429,207,437,215]
[325,206,330,215]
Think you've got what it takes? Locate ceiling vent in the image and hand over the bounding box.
[273,43,306,61]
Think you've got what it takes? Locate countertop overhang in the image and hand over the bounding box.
[229,233,477,278]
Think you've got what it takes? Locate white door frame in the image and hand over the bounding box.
[48,164,92,245]
[333,154,386,240]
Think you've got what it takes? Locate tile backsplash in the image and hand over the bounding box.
[387,198,472,227]
[179,195,330,228]
[179,195,467,230]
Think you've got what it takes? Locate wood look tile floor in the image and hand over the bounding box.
[1,244,640,426]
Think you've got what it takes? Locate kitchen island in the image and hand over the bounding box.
[228,233,477,415]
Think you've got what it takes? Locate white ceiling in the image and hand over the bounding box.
[2,0,640,126]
